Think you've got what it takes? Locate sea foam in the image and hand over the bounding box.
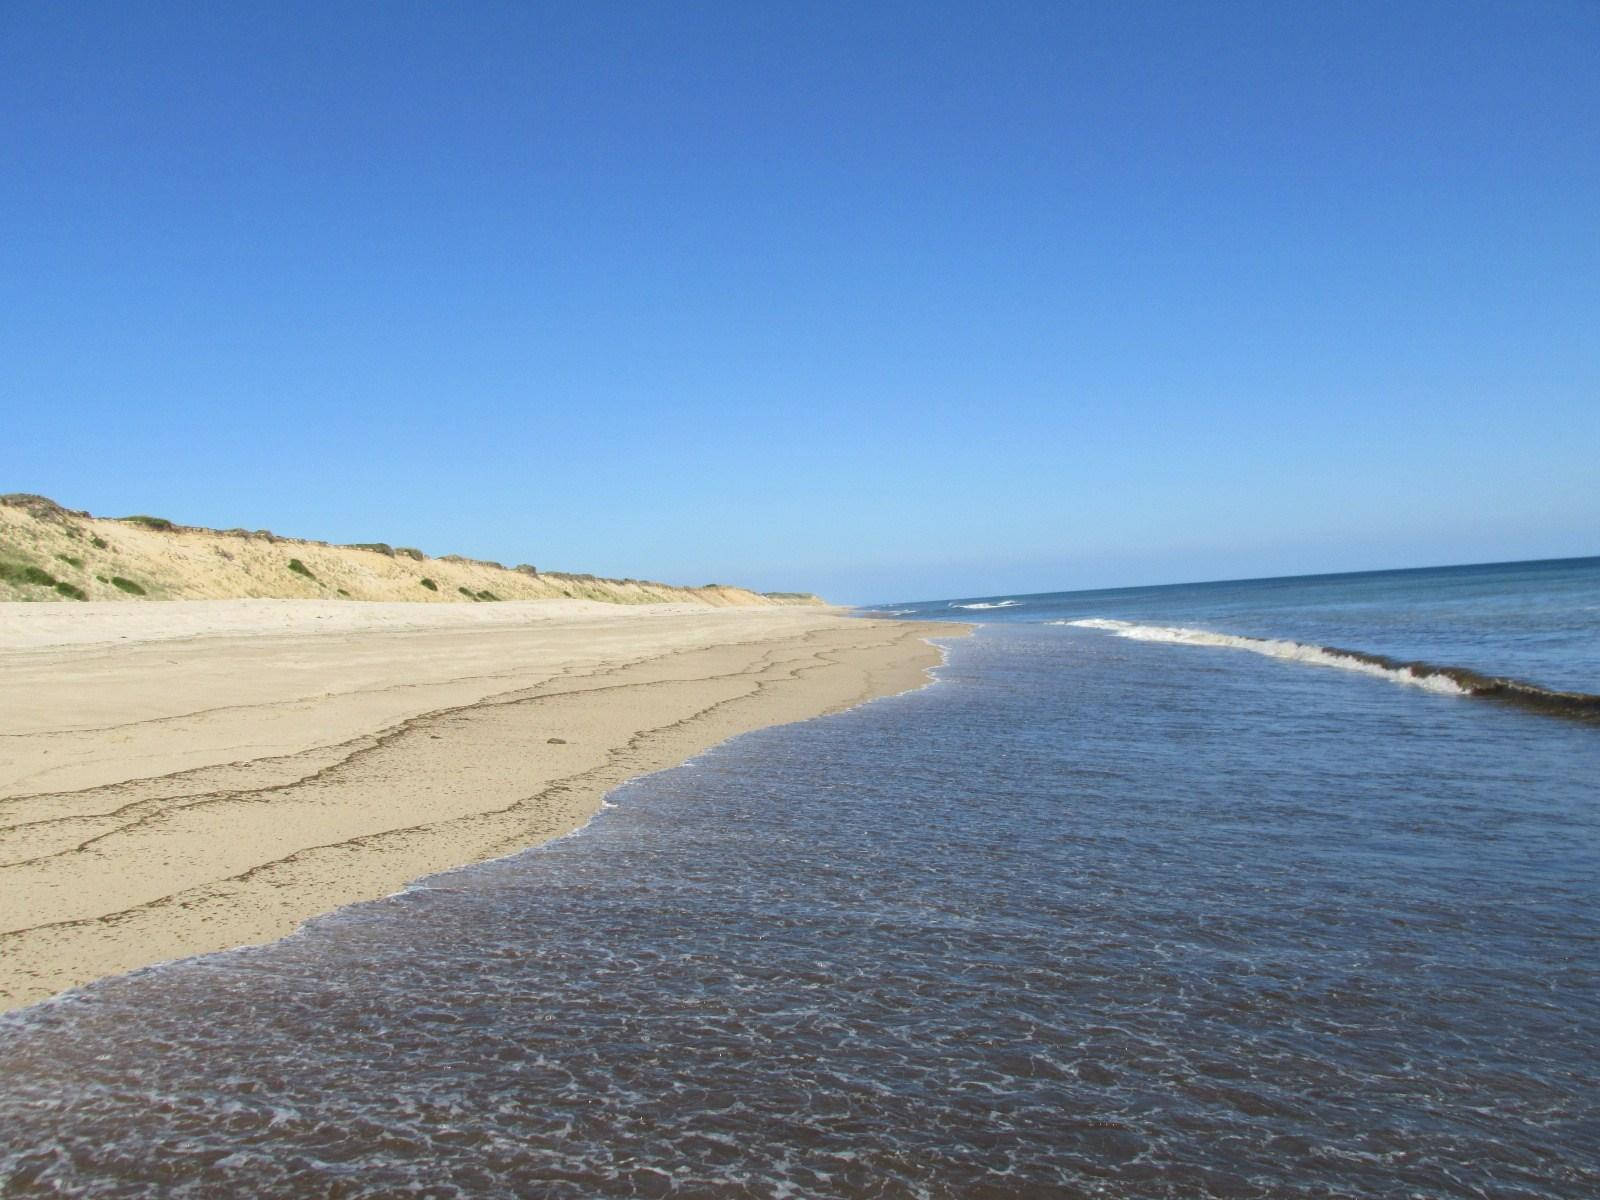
[1056,614,1465,691]
[1058,619,1469,694]
[1055,618,1600,721]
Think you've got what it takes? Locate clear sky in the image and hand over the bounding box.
[4,2,1596,604]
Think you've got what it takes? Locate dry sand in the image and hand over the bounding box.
[0,600,959,1013]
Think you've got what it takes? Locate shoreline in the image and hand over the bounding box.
[0,600,964,1013]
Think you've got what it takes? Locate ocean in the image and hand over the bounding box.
[2,557,1597,1197]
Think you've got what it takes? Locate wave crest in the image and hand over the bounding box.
[1055,618,1600,722]
[951,600,1021,610]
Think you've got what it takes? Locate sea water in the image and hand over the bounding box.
[2,558,1597,1197]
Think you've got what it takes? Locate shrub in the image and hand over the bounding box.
[54,581,87,600]
[351,543,394,556]
[287,558,315,579]
[1,561,52,586]
[90,536,108,549]
[394,547,425,561]
[110,576,146,595]
[419,578,438,591]
[121,515,174,530]
[458,586,476,599]
[476,590,500,602]
[56,553,84,569]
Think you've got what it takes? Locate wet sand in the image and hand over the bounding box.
[0,600,955,1012]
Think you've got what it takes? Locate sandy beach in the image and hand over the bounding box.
[0,600,955,1012]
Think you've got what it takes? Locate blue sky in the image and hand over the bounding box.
[4,2,1596,604]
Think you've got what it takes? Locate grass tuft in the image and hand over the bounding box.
[0,563,60,588]
[287,558,316,580]
[91,535,108,549]
[110,576,146,595]
[121,515,174,530]
[54,581,88,600]
[419,577,438,591]
[56,553,84,569]
[476,590,500,602]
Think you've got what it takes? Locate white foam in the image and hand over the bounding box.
[950,599,1022,610]
[1054,618,1468,696]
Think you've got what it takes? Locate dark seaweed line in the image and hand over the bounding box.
[1324,645,1600,724]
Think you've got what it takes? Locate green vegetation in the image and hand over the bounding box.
[476,590,500,602]
[337,588,351,596]
[458,586,476,599]
[54,581,87,600]
[0,562,59,588]
[394,547,425,561]
[419,577,438,591]
[90,536,108,549]
[286,558,316,579]
[56,553,84,569]
[121,515,174,530]
[351,543,394,556]
[110,576,147,595]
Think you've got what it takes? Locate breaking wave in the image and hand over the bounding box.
[951,600,1022,610]
[1057,618,1600,722]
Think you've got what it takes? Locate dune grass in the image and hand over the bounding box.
[0,562,58,588]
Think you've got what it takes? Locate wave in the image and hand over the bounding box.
[951,600,1022,610]
[1055,618,1600,722]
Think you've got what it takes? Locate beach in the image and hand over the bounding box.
[1,566,1596,1196]
[0,599,953,1013]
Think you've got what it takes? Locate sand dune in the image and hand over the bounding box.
[0,493,820,607]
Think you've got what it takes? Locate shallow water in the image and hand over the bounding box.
[911,556,1600,695]
[3,562,1598,1198]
